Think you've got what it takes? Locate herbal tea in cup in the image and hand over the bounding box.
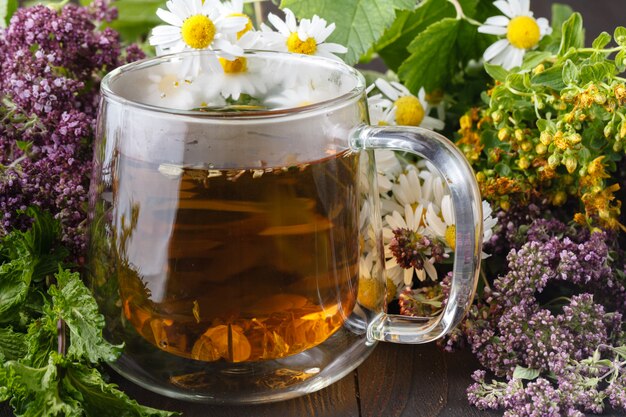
[88,50,481,403]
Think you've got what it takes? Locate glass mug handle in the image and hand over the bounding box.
[351,125,483,344]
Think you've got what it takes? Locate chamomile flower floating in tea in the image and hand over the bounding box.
[478,0,551,70]
[373,79,445,130]
[149,0,248,73]
[263,8,347,61]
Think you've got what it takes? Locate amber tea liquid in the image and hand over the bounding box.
[114,150,360,363]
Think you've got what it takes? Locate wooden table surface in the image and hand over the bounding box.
[3,342,623,417]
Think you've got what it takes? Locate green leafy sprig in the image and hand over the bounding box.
[457,12,626,230]
[0,209,176,417]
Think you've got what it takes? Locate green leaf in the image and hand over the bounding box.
[512,365,540,380]
[531,65,566,90]
[550,3,574,36]
[48,269,122,364]
[494,162,512,177]
[398,18,461,92]
[64,363,178,416]
[0,327,27,361]
[616,49,626,72]
[562,60,579,85]
[558,13,584,56]
[613,345,626,359]
[0,0,17,28]
[281,0,415,65]
[592,32,612,49]
[615,26,626,46]
[484,63,508,83]
[109,0,164,42]
[521,51,552,70]
[376,0,456,71]
[5,355,83,417]
[579,62,615,84]
[0,258,34,324]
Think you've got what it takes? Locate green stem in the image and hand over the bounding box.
[447,0,482,26]
[576,46,623,54]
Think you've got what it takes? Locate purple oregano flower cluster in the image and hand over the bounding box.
[464,219,626,415]
[0,1,144,258]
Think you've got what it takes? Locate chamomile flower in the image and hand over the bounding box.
[478,0,551,70]
[426,195,457,251]
[373,79,445,131]
[426,196,498,255]
[218,0,254,38]
[263,8,347,61]
[149,0,248,74]
[384,204,438,284]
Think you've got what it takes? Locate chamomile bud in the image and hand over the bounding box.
[498,128,510,141]
[514,129,524,142]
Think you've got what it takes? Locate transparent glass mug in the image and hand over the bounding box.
[87,50,482,404]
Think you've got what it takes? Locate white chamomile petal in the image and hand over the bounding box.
[484,15,510,27]
[493,0,514,18]
[478,25,508,36]
[421,116,445,131]
[267,12,290,36]
[156,8,183,26]
[483,38,509,61]
[423,260,438,281]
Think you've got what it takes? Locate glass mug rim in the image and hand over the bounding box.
[100,49,366,120]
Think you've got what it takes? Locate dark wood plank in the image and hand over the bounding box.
[357,343,494,417]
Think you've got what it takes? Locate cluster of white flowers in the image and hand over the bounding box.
[148,0,347,108]
[364,80,497,297]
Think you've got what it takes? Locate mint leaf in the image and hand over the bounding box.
[558,13,584,56]
[398,18,461,92]
[6,355,82,417]
[0,0,17,28]
[64,363,178,417]
[281,0,415,65]
[48,269,122,363]
[0,327,27,361]
[512,365,540,380]
[0,258,34,323]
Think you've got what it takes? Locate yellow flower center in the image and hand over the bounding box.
[181,15,216,49]
[507,16,541,50]
[445,225,456,251]
[219,57,248,73]
[394,96,425,126]
[230,12,253,39]
[287,32,317,55]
